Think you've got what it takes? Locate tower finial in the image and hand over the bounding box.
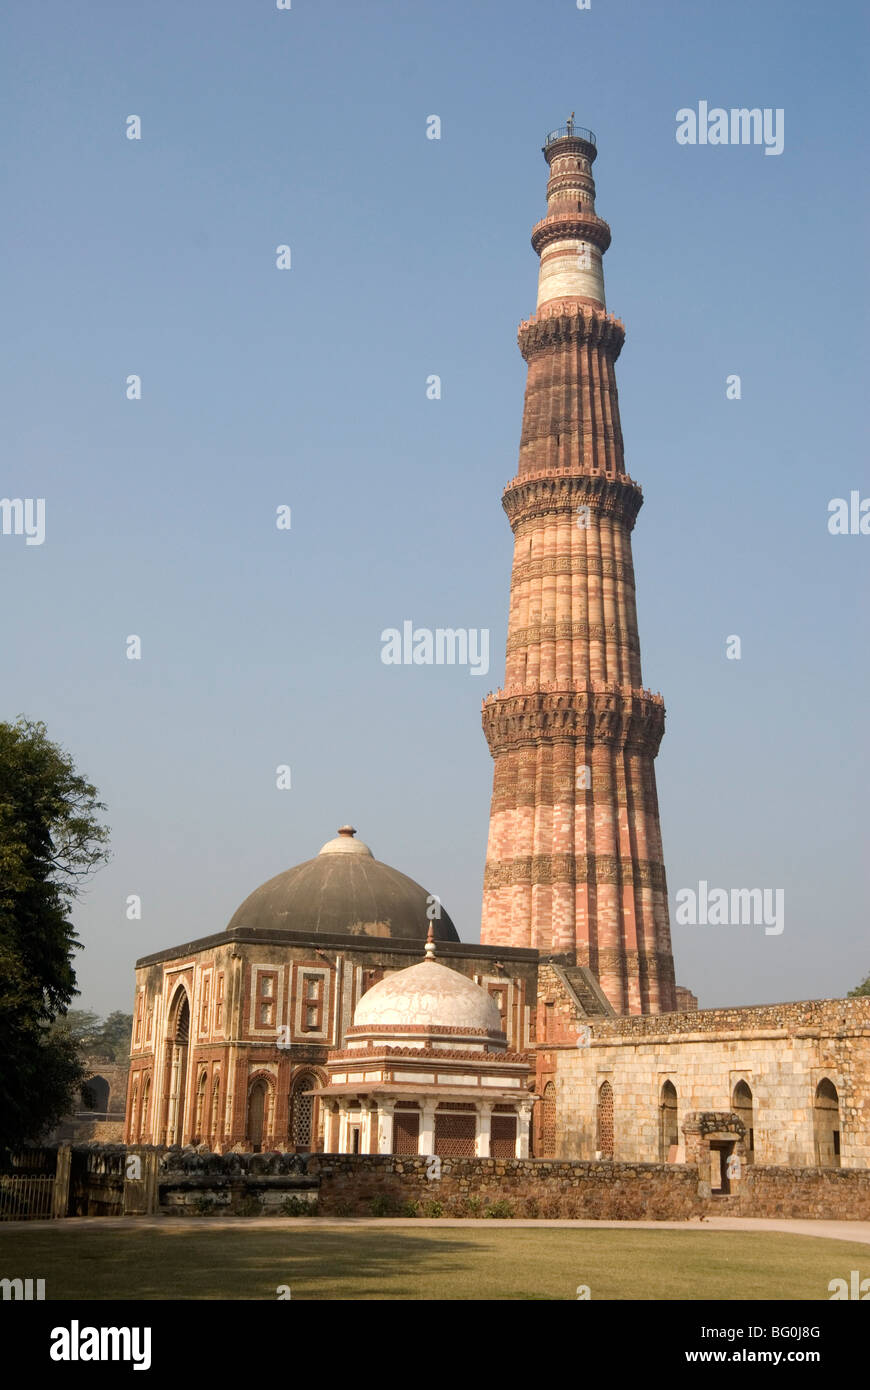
[424,923,437,960]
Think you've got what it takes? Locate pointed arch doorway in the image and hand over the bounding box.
[162,990,191,1145]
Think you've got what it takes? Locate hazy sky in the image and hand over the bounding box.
[2,0,867,1015]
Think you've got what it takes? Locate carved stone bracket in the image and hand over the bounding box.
[503,471,643,530]
[481,685,665,755]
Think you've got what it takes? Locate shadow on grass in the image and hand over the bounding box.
[0,1224,865,1301]
[0,1225,495,1301]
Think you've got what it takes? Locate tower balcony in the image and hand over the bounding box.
[544,124,596,149]
[531,212,611,255]
[542,126,598,166]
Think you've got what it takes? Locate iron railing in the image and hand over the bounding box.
[544,124,596,148]
[0,1174,55,1221]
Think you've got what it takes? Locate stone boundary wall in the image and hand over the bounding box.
[307,1155,703,1219]
[591,996,870,1040]
[722,1165,870,1220]
[14,1146,870,1221]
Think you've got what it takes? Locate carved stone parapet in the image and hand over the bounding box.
[502,470,643,530]
[481,684,665,755]
[530,213,612,256]
[518,301,625,359]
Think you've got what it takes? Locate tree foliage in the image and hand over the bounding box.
[0,718,110,1148]
[848,972,870,998]
[52,1008,133,1063]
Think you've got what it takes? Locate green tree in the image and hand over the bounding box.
[0,718,110,1148]
[54,1008,134,1063]
[52,1007,102,1049]
[848,972,870,998]
[98,1010,134,1062]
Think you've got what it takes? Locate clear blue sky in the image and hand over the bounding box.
[2,0,867,1014]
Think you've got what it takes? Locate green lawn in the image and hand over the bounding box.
[1,1222,865,1300]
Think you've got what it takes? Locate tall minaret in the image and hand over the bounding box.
[481,123,677,1015]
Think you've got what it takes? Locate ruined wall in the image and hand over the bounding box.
[550,997,870,1168]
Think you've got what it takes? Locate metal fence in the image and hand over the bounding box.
[544,124,596,148]
[0,1174,55,1221]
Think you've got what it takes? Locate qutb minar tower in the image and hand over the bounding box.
[481,121,677,1014]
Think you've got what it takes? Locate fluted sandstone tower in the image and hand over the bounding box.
[481,123,677,1014]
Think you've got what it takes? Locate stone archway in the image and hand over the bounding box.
[289,1073,319,1152]
[732,1081,754,1163]
[597,1080,614,1159]
[247,1080,267,1152]
[161,989,191,1145]
[539,1081,556,1157]
[82,1075,110,1115]
[814,1079,841,1168]
[659,1080,678,1162]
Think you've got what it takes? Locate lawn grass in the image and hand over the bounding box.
[0,1222,865,1300]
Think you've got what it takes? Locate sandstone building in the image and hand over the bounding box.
[126,826,542,1154]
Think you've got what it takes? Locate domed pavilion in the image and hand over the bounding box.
[317,929,534,1158]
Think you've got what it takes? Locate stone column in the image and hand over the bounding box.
[376,1102,395,1155]
[420,1102,436,1156]
[517,1101,533,1158]
[364,1103,379,1155]
[167,1047,181,1144]
[476,1102,494,1157]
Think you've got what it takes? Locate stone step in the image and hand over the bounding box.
[558,965,614,1018]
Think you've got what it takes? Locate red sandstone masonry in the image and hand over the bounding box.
[480,135,675,1014]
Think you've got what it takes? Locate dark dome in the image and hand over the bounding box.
[226,826,460,942]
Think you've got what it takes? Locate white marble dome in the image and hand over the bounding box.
[352,957,503,1035]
